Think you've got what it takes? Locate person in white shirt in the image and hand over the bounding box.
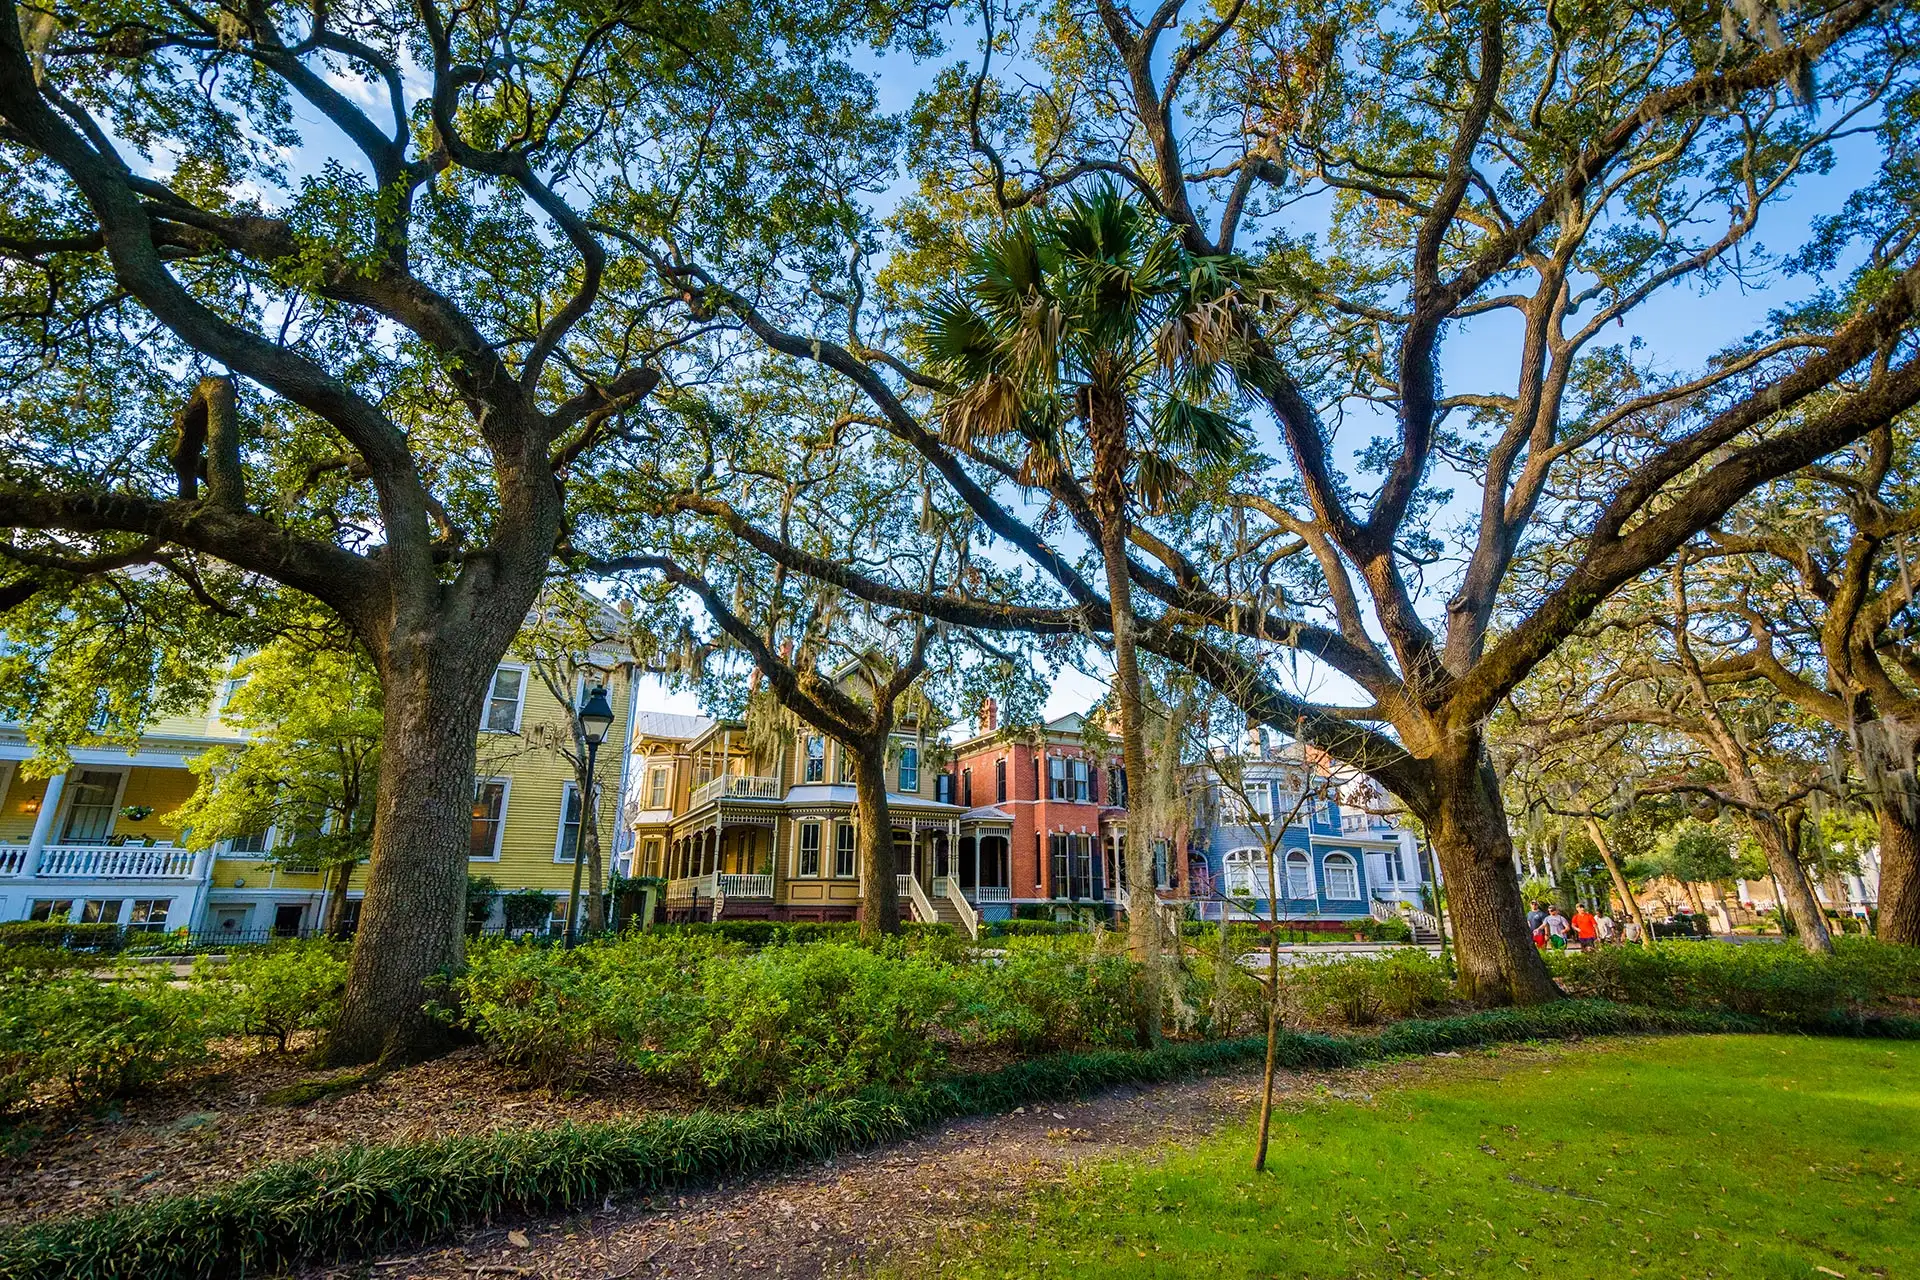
[1597,914,1616,943]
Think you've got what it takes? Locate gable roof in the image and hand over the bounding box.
[631,710,713,742]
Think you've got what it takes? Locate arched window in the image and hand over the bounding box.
[1285,850,1315,900]
[1222,847,1271,899]
[1322,851,1360,900]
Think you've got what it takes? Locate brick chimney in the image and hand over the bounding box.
[979,696,998,733]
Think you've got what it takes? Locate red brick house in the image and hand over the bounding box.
[944,702,1180,920]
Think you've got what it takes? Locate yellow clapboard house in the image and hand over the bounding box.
[0,650,637,939]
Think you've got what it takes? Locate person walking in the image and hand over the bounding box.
[1621,916,1642,943]
[1571,905,1599,952]
[1544,905,1571,951]
[1527,901,1548,933]
[1596,912,1616,944]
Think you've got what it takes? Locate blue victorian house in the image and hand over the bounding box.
[1188,738,1435,936]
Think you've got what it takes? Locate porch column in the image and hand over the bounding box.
[21,770,67,878]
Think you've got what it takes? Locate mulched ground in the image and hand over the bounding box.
[299,1042,1581,1280]
[0,1040,700,1228]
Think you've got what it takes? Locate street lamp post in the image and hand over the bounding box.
[567,684,616,949]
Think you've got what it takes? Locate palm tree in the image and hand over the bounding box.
[920,186,1250,1044]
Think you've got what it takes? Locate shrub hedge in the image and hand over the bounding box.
[0,922,124,952]
[1547,937,1920,1019]
[7,1000,1913,1280]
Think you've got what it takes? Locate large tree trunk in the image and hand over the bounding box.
[1746,813,1832,954]
[854,746,902,938]
[1089,387,1160,1047]
[1874,801,1920,946]
[321,644,492,1065]
[1422,745,1559,1005]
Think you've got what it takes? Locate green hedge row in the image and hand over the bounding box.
[638,920,954,947]
[7,1000,1915,1280]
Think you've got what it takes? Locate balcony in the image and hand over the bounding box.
[689,774,783,809]
[0,844,202,880]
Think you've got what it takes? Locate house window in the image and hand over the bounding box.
[555,782,584,863]
[835,823,856,877]
[125,899,169,931]
[1073,834,1095,898]
[1049,834,1069,897]
[1382,846,1408,883]
[1285,850,1315,900]
[995,759,1007,803]
[962,768,973,807]
[216,677,247,714]
[28,899,75,921]
[798,822,822,877]
[470,779,509,860]
[228,830,271,855]
[647,766,669,809]
[1048,755,1067,800]
[935,773,953,804]
[839,744,856,783]
[1111,766,1128,808]
[1222,848,1271,899]
[1152,839,1171,890]
[1323,852,1360,900]
[1251,785,1272,818]
[59,769,121,844]
[805,736,825,783]
[1031,755,1040,798]
[899,746,919,793]
[641,836,664,877]
[1070,758,1090,802]
[484,666,526,733]
[78,899,120,924]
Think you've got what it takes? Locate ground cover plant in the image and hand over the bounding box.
[898,1036,1920,1280]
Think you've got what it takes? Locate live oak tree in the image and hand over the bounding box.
[0,0,901,1060]
[655,0,1920,1003]
[1700,424,1920,943]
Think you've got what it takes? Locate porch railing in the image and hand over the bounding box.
[939,875,980,939]
[666,873,716,901]
[716,873,774,899]
[690,774,782,809]
[971,885,1011,902]
[0,845,200,880]
[897,874,940,928]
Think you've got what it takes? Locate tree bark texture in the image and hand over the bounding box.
[1874,802,1920,946]
[1089,385,1161,1047]
[854,746,902,938]
[1745,813,1833,954]
[1421,746,1558,1004]
[322,640,497,1065]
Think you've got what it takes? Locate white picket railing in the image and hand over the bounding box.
[717,873,774,899]
[666,873,716,901]
[897,874,939,926]
[972,885,1011,902]
[689,775,782,809]
[941,876,980,939]
[0,845,199,880]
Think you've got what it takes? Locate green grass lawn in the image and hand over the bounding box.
[910,1036,1918,1279]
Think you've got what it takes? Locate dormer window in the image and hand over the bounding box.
[805,735,825,783]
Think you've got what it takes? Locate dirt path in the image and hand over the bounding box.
[309,1043,1576,1280]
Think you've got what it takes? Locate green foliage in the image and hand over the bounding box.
[10,1005,1914,1280]
[195,941,349,1052]
[0,970,213,1111]
[500,889,559,934]
[0,922,123,952]
[1285,950,1453,1027]
[443,931,1138,1099]
[1548,938,1920,1019]
[165,630,380,878]
[465,875,501,934]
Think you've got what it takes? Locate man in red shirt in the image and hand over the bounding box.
[1570,906,1599,952]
